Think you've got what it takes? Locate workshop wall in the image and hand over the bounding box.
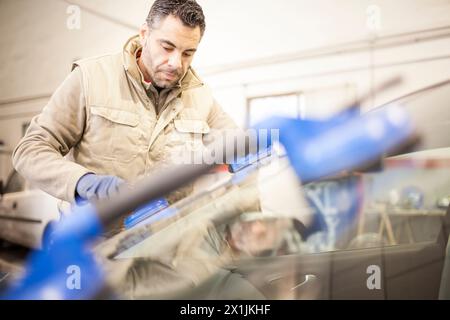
[1,0,449,182]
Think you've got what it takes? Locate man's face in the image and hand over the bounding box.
[139,15,201,89]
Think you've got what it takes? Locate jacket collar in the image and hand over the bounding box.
[122,35,203,92]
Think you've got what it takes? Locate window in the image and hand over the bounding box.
[247,93,303,128]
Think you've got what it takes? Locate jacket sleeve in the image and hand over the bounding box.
[12,68,93,203]
[207,98,239,131]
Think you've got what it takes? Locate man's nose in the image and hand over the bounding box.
[168,52,182,70]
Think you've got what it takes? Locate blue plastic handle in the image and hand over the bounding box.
[123,198,169,229]
[255,104,415,183]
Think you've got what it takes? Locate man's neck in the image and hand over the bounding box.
[137,55,152,84]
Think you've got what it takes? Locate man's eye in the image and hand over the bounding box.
[183,52,193,57]
[162,46,173,51]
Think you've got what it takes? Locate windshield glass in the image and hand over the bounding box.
[94,81,450,300]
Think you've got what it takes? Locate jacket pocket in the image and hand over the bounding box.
[90,106,139,126]
[87,105,143,163]
[170,119,210,147]
[173,120,210,134]
[165,119,210,164]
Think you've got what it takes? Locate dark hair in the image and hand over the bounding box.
[146,0,206,36]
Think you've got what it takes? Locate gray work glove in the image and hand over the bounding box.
[75,173,124,203]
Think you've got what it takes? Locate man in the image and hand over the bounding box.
[12,1,267,299]
[12,0,237,209]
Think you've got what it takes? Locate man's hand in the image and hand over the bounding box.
[75,173,124,203]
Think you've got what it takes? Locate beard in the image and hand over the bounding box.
[149,65,183,89]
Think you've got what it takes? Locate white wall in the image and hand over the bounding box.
[1,0,450,181]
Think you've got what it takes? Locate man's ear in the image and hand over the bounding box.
[139,23,149,45]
